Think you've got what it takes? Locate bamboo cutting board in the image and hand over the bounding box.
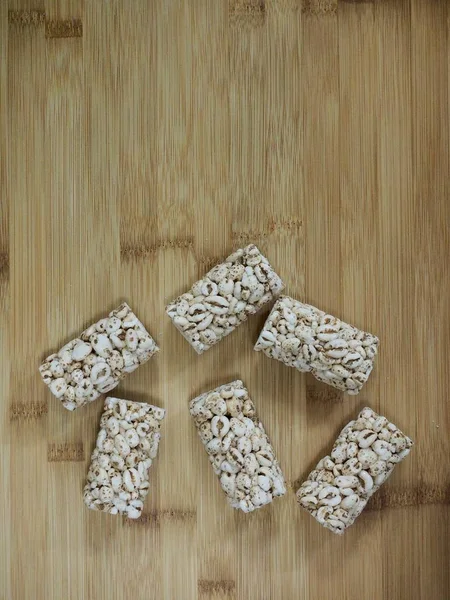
[1,1,449,599]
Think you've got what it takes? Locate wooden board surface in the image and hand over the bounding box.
[1,1,449,598]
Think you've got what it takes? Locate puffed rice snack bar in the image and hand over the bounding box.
[166,244,284,354]
[296,407,413,534]
[83,397,165,519]
[39,302,159,410]
[254,296,379,395]
[190,380,286,512]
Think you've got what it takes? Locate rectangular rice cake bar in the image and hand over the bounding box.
[83,397,165,519]
[255,296,379,395]
[189,380,286,512]
[296,407,413,534]
[39,302,159,411]
[166,245,284,354]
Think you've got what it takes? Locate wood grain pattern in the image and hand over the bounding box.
[1,0,449,598]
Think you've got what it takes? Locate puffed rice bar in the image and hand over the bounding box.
[166,245,284,354]
[39,302,159,411]
[254,296,379,395]
[190,380,286,512]
[296,407,413,534]
[83,397,165,519]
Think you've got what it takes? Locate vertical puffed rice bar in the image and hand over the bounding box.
[296,407,413,534]
[254,296,379,395]
[39,302,159,411]
[190,380,286,512]
[83,397,165,519]
[166,244,284,354]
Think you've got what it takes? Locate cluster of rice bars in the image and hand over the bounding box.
[37,244,413,530]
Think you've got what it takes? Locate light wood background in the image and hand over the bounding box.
[1,0,449,598]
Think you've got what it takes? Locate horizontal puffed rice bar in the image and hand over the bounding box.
[39,302,159,411]
[254,296,379,395]
[83,397,165,519]
[166,244,284,354]
[296,407,413,534]
[190,380,286,512]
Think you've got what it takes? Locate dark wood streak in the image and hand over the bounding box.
[120,238,194,261]
[0,253,9,279]
[198,579,236,594]
[124,508,197,526]
[48,443,85,462]
[8,10,45,26]
[229,0,266,28]
[45,19,82,39]
[231,218,302,243]
[197,255,224,272]
[306,384,343,404]
[302,0,337,16]
[8,11,83,38]
[366,485,450,511]
[10,401,48,421]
